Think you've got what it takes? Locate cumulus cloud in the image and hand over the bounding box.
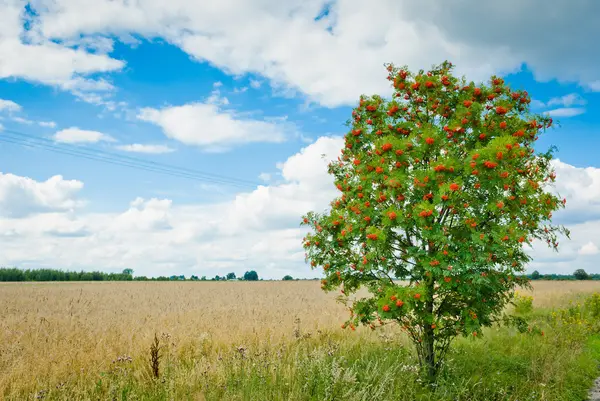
[530,93,587,117]
[0,0,593,107]
[137,102,289,149]
[116,144,175,154]
[546,93,587,108]
[0,1,123,106]
[0,99,21,113]
[0,136,599,278]
[53,127,115,144]
[579,241,599,256]
[0,173,84,218]
[0,136,341,277]
[549,160,600,225]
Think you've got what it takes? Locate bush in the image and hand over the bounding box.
[512,292,534,314]
[585,292,600,318]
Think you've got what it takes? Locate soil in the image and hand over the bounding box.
[590,377,600,400]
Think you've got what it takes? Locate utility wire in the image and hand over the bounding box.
[0,129,261,189]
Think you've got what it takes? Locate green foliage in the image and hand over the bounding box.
[0,267,134,282]
[526,272,600,280]
[512,292,534,315]
[301,61,569,380]
[226,272,237,280]
[585,293,600,319]
[574,269,590,280]
[530,270,540,280]
[0,268,230,282]
[283,275,294,281]
[244,270,259,281]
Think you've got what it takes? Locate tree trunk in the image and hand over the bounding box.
[423,275,437,383]
[423,325,436,383]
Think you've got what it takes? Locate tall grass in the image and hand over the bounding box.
[1,280,600,400]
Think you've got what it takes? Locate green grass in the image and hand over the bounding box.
[15,299,600,401]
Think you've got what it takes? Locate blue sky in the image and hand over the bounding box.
[1,0,599,278]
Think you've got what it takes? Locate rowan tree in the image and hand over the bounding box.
[301,61,569,381]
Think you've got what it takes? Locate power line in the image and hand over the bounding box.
[0,129,261,189]
[2,129,258,187]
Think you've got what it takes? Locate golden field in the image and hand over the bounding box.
[1,280,600,399]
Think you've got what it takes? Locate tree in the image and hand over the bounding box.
[282,275,294,281]
[122,268,134,276]
[243,270,259,281]
[574,269,589,280]
[226,272,237,280]
[301,61,569,382]
[531,270,541,280]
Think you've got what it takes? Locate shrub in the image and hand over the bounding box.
[512,292,534,314]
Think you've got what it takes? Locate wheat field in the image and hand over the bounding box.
[1,280,599,399]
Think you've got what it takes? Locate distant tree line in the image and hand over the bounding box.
[0,267,134,282]
[0,268,297,282]
[528,269,599,281]
[0,267,326,282]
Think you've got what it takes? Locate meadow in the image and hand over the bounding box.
[1,280,600,400]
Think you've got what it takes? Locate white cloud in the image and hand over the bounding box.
[53,127,115,144]
[548,159,600,225]
[0,136,341,277]
[12,116,33,125]
[547,93,587,108]
[0,38,123,91]
[113,197,173,231]
[12,0,598,107]
[258,172,271,182]
[38,121,57,128]
[546,108,586,118]
[0,173,84,218]
[137,102,289,149]
[205,90,230,106]
[579,241,599,256]
[116,144,175,154]
[0,99,21,113]
[0,136,599,278]
[0,2,123,105]
[532,94,587,118]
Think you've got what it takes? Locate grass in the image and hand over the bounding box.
[1,280,600,400]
